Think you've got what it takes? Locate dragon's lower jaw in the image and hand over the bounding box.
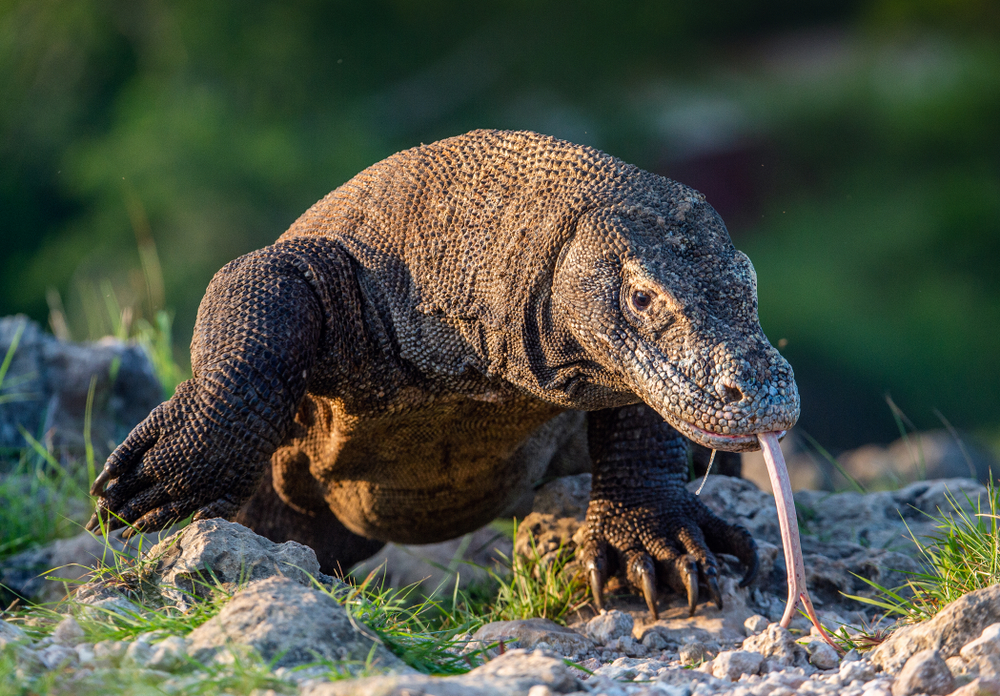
[671,418,783,453]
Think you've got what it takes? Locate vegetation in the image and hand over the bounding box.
[0,301,185,567]
[822,477,1000,653]
[848,478,1000,625]
[0,519,592,694]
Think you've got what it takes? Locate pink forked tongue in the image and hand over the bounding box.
[758,432,841,652]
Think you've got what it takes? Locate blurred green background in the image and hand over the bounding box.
[2,0,998,454]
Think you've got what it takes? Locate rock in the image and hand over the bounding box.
[870,584,1000,673]
[585,610,634,645]
[513,513,582,568]
[710,649,764,680]
[36,643,78,670]
[679,641,710,666]
[805,639,840,670]
[440,648,578,693]
[74,642,95,665]
[147,636,190,672]
[891,649,954,696]
[92,639,129,667]
[0,315,162,463]
[471,619,592,657]
[300,648,578,696]
[842,647,861,662]
[186,576,405,672]
[689,475,926,604]
[960,623,1000,678]
[834,430,999,490]
[948,655,976,679]
[744,614,769,636]
[950,677,1000,696]
[607,635,647,657]
[51,616,85,646]
[530,474,592,519]
[742,429,999,493]
[639,629,671,651]
[0,618,27,648]
[742,623,809,669]
[74,580,144,618]
[592,655,671,680]
[123,639,155,668]
[795,479,989,555]
[141,519,332,609]
[839,658,876,683]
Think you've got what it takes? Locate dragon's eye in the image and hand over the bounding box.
[631,290,653,311]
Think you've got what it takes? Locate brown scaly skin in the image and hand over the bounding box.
[89,130,799,615]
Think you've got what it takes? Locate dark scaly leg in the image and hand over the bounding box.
[89,236,361,535]
[579,403,758,618]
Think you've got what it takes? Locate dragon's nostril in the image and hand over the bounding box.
[722,384,743,403]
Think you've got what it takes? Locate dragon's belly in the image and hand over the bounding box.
[287,389,565,544]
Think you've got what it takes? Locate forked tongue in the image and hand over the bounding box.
[758,432,840,652]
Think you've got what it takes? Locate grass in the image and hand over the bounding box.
[846,478,1000,625]
[0,284,188,567]
[0,431,93,561]
[822,476,1000,652]
[0,524,516,695]
[481,525,590,626]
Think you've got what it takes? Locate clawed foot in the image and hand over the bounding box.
[579,495,757,619]
[87,382,265,537]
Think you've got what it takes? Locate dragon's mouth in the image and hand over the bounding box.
[674,419,784,452]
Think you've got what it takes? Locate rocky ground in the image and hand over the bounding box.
[4,316,1000,694]
[3,474,1000,696]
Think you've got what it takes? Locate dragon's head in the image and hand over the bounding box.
[552,185,799,452]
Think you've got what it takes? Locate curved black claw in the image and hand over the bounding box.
[589,562,605,613]
[739,546,759,588]
[89,462,119,497]
[681,557,699,617]
[640,567,658,620]
[624,550,659,619]
[706,567,723,610]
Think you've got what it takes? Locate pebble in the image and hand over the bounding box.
[36,644,78,670]
[710,649,764,681]
[586,610,635,645]
[123,638,155,668]
[51,616,86,646]
[640,629,671,651]
[680,641,712,666]
[93,639,129,666]
[891,649,953,696]
[950,677,1000,696]
[805,639,840,670]
[147,635,190,672]
[744,614,770,636]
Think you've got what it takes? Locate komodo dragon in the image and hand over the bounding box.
[89,129,806,620]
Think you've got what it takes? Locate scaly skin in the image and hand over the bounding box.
[89,130,799,615]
